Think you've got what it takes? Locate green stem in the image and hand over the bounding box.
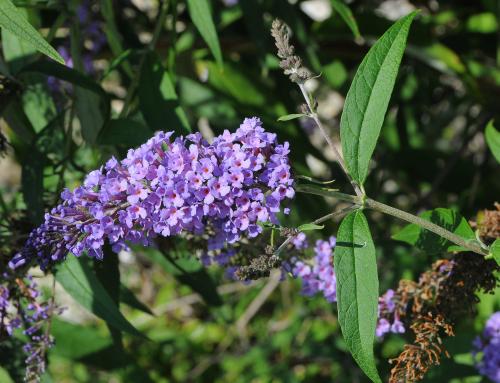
[297,83,363,197]
[296,185,488,256]
[312,205,360,225]
[364,198,488,256]
[295,184,361,205]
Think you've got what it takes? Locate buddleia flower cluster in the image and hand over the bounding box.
[473,311,500,382]
[0,272,61,382]
[291,235,337,302]
[10,118,294,270]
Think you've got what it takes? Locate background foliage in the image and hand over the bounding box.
[0,0,499,382]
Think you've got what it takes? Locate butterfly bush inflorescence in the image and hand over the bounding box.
[473,311,500,382]
[10,118,294,270]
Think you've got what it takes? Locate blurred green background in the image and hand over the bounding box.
[0,0,499,381]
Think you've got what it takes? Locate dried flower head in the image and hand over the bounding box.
[390,313,453,383]
[472,202,500,243]
[271,19,312,84]
[383,254,499,382]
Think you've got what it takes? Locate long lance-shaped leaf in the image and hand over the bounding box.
[334,211,380,383]
[186,0,223,67]
[330,0,361,39]
[56,256,145,339]
[0,0,64,64]
[340,11,417,185]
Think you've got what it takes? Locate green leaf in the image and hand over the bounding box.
[51,319,112,359]
[297,223,324,231]
[101,48,136,79]
[20,60,107,96]
[98,118,153,147]
[0,0,64,64]
[334,211,380,383]
[138,52,190,135]
[392,208,476,254]
[330,0,361,39]
[120,284,154,316]
[186,0,223,67]
[69,23,108,145]
[144,247,222,307]
[277,113,306,122]
[2,99,36,143]
[202,61,266,106]
[490,239,500,266]
[485,120,500,163]
[340,11,417,185]
[21,148,44,225]
[94,246,123,348]
[0,367,13,383]
[466,13,498,34]
[1,8,37,74]
[75,87,106,145]
[55,256,145,338]
[99,0,133,79]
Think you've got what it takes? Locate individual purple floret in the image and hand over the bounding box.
[376,289,405,337]
[292,236,337,302]
[473,311,500,383]
[10,118,294,270]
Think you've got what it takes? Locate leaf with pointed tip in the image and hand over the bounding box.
[334,211,381,383]
[186,0,223,67]
[330,0,361,39]
[340,11,417,185]
[0,0,64,64]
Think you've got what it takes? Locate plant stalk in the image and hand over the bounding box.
[296,185,489,256]
[297,83,363,197]
[295,184,361,205]
[364,198,488,256]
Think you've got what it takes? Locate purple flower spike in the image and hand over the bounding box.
[12,118,294,270]
[292,236,337,302]
[473,311,500,382]
[376,289,406,338]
